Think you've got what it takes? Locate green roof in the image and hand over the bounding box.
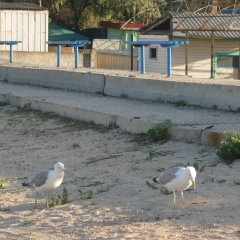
[49,23,90,41]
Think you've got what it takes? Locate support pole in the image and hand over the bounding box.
[238,38,240,80]
[10,44,13,63]
[211,31,214,78]
[131,33,133,71]
[185,31,189,76]
[74,46,79,68]
[140,45,145,74]
[57,45,61,67]
[167,47,172,77]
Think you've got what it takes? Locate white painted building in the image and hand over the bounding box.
[0,3,48,52]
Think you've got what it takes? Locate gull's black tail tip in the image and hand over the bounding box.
[22,180,31,187]
[152,177,158,183]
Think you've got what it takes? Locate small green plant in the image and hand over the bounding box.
[72,143,80,149]
[147,119,172,141]
[23,103,32,111]
[78,189,93,199]
[120,94,128,99]
[160,187,172,195]
[146,150,174,160]
[45,187,69,208]
[193,162,199,171]
[0,101,9,107]
[199,165,206,172]
[175,100,187,107]
[216,131,240,164]
[147,150,155,161]
[185,162,206,172]
[233,180,240,185]
[146,181,158,189]
[0,177,9,189]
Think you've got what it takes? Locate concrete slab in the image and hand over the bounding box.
[0,81,240,148]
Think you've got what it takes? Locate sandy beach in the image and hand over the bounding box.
[0,104,239,239]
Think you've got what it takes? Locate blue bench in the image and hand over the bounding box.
[46,40,91,68]
[0,41,22,63]
[125,40,189,77]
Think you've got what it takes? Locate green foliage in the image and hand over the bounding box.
[185,162,206,172]
[0,177,9,189]
[146,149,174,160]
[72,143,80,149]
[147,119,172,141]
[23,103,32,111]
[160,187,172,195]
[216,131,240,164]
[146,180,158,190]
[174,100,187,107]
[45,187,69,208]
[78,189,93,200]
[0,101,9,107]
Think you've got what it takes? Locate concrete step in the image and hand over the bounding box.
[1,81,239,148]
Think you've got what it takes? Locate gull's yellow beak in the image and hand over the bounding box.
[63,169,69,174]
[192,180,196,190]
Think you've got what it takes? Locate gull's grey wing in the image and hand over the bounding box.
[157,167,181,185]
[23,171,49,187]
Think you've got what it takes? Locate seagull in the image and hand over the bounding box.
[22,162,68,208]
[153,166,197,205]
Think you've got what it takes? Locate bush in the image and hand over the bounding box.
[147,119,172,141]
[216,131,240,164]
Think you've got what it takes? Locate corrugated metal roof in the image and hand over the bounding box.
[0,3,46,11]
[171,12,240,38]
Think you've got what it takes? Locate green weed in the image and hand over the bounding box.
[216,131,240,164]
[146,181,158,190]
[78,189,93,199]
[45,187,69,208]
[185,162,206,172]
[0,101,9,107]
[72,143,80,149]
[147,119,172,141]
[0,177,9,189]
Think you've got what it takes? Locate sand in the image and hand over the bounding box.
[0,104,239,239]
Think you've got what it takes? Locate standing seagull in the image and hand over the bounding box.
[153,166,196,205]
[22,162,68,208]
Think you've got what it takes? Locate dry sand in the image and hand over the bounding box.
[0,104,239,239]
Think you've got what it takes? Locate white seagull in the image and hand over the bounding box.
[22,162,68,208]
[153,166,197,205]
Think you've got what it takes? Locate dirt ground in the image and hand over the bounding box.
[0,104,239,240]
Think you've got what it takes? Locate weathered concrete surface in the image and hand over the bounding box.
[104,75,240,111]
[1,81,240,148]
[0,66,105,94]
[1,65,240,111]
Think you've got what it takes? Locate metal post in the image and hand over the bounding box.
[57,45,61,67]
[140,45,145,74]
[10,44,13,63]
[131,33,133,71]
[74,46,79,68]
[167,47,172,77]
[185,31,189,76]
[211,31,214,78]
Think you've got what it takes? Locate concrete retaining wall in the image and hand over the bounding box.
[104,76,240,111]
[1,65,240,111]
[0,66,105,94]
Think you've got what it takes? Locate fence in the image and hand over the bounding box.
[96,50,138,71]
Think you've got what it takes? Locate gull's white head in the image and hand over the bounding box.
[54,162,68,173]
[186,166,197,189]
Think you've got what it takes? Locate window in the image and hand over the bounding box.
[149,48,157,59]
[217,55,239,69]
